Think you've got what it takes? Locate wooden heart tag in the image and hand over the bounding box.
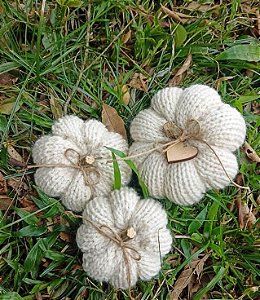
[166,142,198,163]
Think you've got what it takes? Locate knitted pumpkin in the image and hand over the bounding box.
[32,115,131,212]
[130,85,246,205]
[76,187,172,289]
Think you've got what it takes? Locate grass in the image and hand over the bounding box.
[0,0,259,299]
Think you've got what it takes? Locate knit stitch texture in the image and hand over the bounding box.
[130,84,246,205]
[76,187,172,289]
[32,115,131,212]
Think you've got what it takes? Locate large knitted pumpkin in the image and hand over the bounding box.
[130,85,246,205]
[32,115,131,212]
[76,187,172,289]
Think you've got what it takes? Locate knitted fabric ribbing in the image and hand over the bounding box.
[130,84,246,205]
[76,187,172,289]
[32,115,131,212]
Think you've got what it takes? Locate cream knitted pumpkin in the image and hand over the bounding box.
[76,187,172,289]
[130,84,246,205]
[32,115,131,212]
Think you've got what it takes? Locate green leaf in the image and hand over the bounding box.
[174,24,187,49]
[203,201,220,237]
[217,44,260,62]
[188,205,208,234]
[112,152,121,190]
[0,115,7,132]
[181,239,191,258]
[13,207,39,225]
[0,62,20,75]
[107,147,149,198]
[15,225,47,237]
[44,250,66,261]
[24,240,44,277]
[0,292,23,300]
[57,0,83,7]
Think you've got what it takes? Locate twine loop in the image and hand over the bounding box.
[64,148,100,187]
[162,119,201,153]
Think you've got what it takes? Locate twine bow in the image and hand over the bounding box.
[27,148,101,194]
[64,148,100,188]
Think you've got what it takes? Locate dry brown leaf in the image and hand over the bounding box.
[0,73,18,86]
[101,103,127,140]
[122,30,132,44]
[7,145,25,165]
[50,96,63,119]
[242,142,260,163]
[161,5,183,23]
[128,73,148,92]
[19,196,37,212]
[215,76,234,90]
[0,195,13,210]
[186,2,219,12]
[59,232,72,242]
[236,191,257,229]
[7,178,29,196]
[169,54,192,87]
[0,172,7,195]
[171,266,194,299]
[252,101,260,115]
[171,254,209,299]
[193,253,209,277]
[121,85,130,105]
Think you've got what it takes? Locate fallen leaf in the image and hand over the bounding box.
[171,254,209,299]
[161,5,183,23]
[0,172,7,194]
[242,142,260,163]
[171,265,194,299]
[169,54,192,86]
[7,178,29,196]
[121,85,130,105]
[19,196,37,212]
[122,30,132,44]
[193,253,210,278]
[50,96,63,119]
[59,232,72,242]
[7,145,25,165]
[0,73,18,86]
[0,195,13,210]
[128,73,148,92]
[252,102,260,115]
[186,2,220,12]
[0,97,21,115]
[215,76,234,90]
[101,104,127,139]
[236,191,257,229]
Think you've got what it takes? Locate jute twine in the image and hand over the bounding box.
[27,119,248,191]
[67,211,140,299]
[110,119,248,190]
[27,148,101,195]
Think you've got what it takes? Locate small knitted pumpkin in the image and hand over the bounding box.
[76,187,172,289]
[32,115,131,212]
[130,85,246,205]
